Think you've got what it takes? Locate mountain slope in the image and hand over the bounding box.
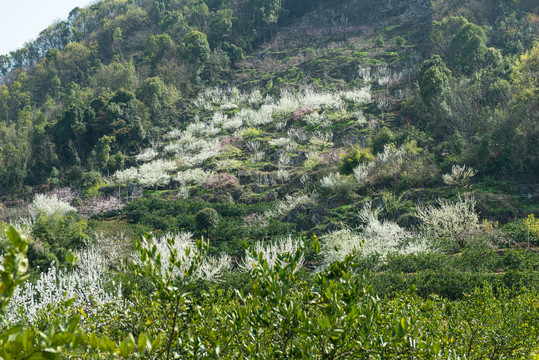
[0,0,537,229]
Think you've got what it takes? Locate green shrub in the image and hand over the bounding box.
[501,270,539,291]
[502,248,539,271]
[383,252,453,273]
[31,213,88,251]
[413,270,498,300]
[504,217,539,245]
[454,247,500,272]
[240,127,265,140]
[395,35,406,46]
[29,213,89,270]
[372,127,396,153]
[195,208,220,242]
[339,146,374,175]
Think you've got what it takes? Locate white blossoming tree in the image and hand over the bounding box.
[28,194,77,219]
[140,233,230,282]
[240,237,305,273]
[320,203,429,266]
[137,159,176,196]
[113,167,138,200]
[135,148,158,163]
[442,164,477,186]
[5,247,123,325]
[416,195,479,250]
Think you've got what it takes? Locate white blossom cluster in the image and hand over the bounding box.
[194,86,372,135]
[163,129,182,140]
[265,193,316,219]
[4,248,123,325]
[442,164,477,186]
[320,203,429,265]
[377,145,405,165]
[241,236,304,273]
[194,87,263,109]
[357,204,429,257]
[135,148,158,163]
[138,159,177,188]
[416,195,479,241]
[108,84,375,197]
[341,86,372,104]
[287,128,309,144]
[28,194,77,218]
[175,168,215,186]
[215,158,243,172]
[141,233,231,282]
[269,137,297,150]
[114,167,138,184]
[353,163,372,186]
[320,172,358,194]
[304,112,332,128]
[309,131,333,149]
[352,145,406,187]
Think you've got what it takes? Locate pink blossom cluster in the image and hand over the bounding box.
[388,74,403,87]
[79,196,123,217]
[50,187,76,204]
[220,136,242,150]
[204,173,238,190]
[244,213,268,228]
[320,149,341,165]
[368,118,379,129]
[293,106,315,121]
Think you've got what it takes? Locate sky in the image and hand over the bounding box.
[0,0,95,56]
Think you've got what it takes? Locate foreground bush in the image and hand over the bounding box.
[3,228,539,359]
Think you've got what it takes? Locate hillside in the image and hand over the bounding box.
[0,0,539,357]
[0,0,537,225]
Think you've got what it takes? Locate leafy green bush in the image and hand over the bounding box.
[454,247,500,272]
[339,146,374,175]
[504,217,539,245]
[501,248,539,270]
[412,270,498,300]
[372,127,396,153]
[383,252,453,273]
[195,208,220,241]
[30,213,88,266]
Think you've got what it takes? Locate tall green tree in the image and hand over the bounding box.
[195,208,220,244]
[418,55,452,105]
[179,31,210,67]
[450,22,488,74]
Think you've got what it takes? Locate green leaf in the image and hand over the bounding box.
[16,258,29,276]
[6,226,28,253]
[89,333,100,349]
[151,333,163,351]
[119,335,134,358]
[137,332,149,354]
[100,336,116,353]
[22,329,34,353]
[65,250,79,267]
[312,235,321,254]
[0,325,24,340]
[67,315,81,333]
